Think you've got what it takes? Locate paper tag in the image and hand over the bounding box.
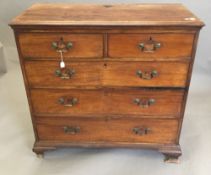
[60,61,65,68]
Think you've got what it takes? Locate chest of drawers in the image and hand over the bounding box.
[10,3,204,162]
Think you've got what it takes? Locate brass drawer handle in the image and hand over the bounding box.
[58,97,78,107]
[133,127,150,135]
[51,37,73,52]
[139,37,161,53]
[63,126,80,134]
[133,98,155,108]
[55,68,75,79]
[136,70,158,80]
[52,37,73,70]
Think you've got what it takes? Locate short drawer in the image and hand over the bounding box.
[18,33,103,58]
[108,33,194,58]
[36,118,179,144]
[31,89,184,118]
[25,61,101,87]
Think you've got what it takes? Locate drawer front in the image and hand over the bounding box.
[36,118,179,144]
[108,34,194,58]
[31,89,184,117]
[19,33,103,58]
[25,61,188,88]
[103,61,189,87]
[25,61,102,87]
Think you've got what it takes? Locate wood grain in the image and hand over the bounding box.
[108,33,194,58]
[25,61,189,88]
[30,89,184,118]
[10,4,204,27]
[19,33,103,58]
[36,117,179,144]
[25,61,101,87]
[103,61,189,87]
[9,3,204,159]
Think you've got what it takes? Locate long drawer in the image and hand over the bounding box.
[36,117,179,144]
[18,33,103,58]
[31,89,184,117]
[108,33,194,58]
[25,61,189,88]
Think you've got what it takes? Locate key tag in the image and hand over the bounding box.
[59,50,65,69]
[60,61,65,68]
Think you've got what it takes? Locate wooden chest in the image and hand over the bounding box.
[10,3,204,162]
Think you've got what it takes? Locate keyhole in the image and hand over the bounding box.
[60,37,64,42]
[103,5,112,8]
[104,63,107,67]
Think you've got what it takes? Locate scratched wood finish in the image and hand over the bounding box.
[36,117,179,144]
[25,61,189,88]
[10,4,204,27]
[108,33,194,58]
[10,4,204,160]
[30,89,184,117]
[19,33,103,58]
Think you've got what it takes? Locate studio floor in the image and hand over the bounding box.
[0,51,211,175]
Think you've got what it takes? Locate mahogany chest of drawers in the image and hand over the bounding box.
[10,3,204,162]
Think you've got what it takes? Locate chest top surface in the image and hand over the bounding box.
[10,3,204,27]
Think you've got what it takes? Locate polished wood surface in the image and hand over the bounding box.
[25,61,101,87]
[108,33,194,58]
[103,61,189,87]
[36,117,179,144]
[10,3,204,27]
[25,61,189,88]
[19,33,103,58]
[10,3,204,162]
[31,89,184,117]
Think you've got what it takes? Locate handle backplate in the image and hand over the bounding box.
[63,126,80,134]
[133,127,150,135]
[136,70,158,80]
[52,37,73,52]
[58,97,78,107]
[139,37,161,53]
[133,98,155,108]
[55,68,75,79]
